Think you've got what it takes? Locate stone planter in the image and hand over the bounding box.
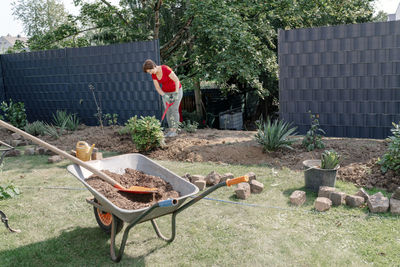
[303,159,339,192]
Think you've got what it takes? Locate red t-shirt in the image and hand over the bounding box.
[151,65,182,93]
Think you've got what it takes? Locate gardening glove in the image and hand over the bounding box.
[166,93,178,104]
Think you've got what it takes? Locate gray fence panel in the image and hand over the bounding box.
[0,40,161,125]
[0,57,4,103]
[279,20,400,139]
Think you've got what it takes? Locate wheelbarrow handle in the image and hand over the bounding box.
[226,175,249,186]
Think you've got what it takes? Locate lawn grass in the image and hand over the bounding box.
[0,152,399,266]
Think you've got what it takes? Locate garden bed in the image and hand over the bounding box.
[0,126,395,191]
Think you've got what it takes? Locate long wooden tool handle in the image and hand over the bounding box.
[0,120,122,187]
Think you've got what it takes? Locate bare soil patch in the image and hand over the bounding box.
[0,126,398,192]
[86,168,179,210]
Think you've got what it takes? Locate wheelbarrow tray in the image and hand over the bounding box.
[67,153,199,224]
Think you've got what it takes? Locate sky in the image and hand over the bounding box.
[0,0,399,37]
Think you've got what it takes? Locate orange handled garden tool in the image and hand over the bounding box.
[161,101,174,122]
[0,120,157,194]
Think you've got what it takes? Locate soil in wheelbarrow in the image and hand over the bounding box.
[86,168,180,210]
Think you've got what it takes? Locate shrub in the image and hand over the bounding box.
[255,117,297,152]
[0,99,27,129]
[124,116,164,152]
[302,111,325,151]
[104,113,119,126]
[25,121,46,136]
[321,150,340,169]
[180,120,199,133]
[52,110,80,131]
[378,122,400,173]
[44,122,66,139]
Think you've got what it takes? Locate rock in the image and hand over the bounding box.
[24,147,35,155]
[35,147,46,155]
[205,171,221,186]
[345,195,365,207]
[18,140,29,146]
[355,188,370,202]
[250,180,264,194]
[220,173,234,183]
[11,140,22,147]
[392,187,400,200]
[314,197,332,212]
[194,180,206,191]
[45,149,57,156]
[390,198,400,215]
[190,175,205,183]
[92,152,103,160]
[235,183,251,200]
[318,186,336,198]
[245,172,256,182]
[290,190,306,206]
[5,149,21,157]
[11,133,22,140]
[48,155,62,163]
[367,192,389,213]
[330,191,346,206]
[181,173,191,181]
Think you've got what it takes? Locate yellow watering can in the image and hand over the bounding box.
[76,141,95,161]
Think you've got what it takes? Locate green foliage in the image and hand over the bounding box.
[302,111,325,151]
[378,122,400,173]
[104,113,119,126]
[180,120,199,133]
[0,184,20,200]
[52,110,80,131]
[25,120,46,136]
[44,122,65,139]
[0,99,27,129]
[321,150,340,169]
[124,116,164,152]
[255,117,297,152]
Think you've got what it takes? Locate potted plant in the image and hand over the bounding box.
[303,150,340,192]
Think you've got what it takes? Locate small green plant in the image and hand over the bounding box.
[180,120,199,133]
[0,184,20,200]
[378,122,400,173]
[321,150,340,169]
[0,99,27,129]
[52,110,80,131]
[255,117,297,152]
[104,113,119,126]
[25,121,46,136]
[89,84,104,132]
[44,122,66,139]
[124,116,164,152]
[302,111,325,151]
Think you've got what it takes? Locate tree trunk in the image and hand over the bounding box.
[154,0,162,40]
[193,78,203,118]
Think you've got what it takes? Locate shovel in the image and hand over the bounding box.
[0,120,157,194]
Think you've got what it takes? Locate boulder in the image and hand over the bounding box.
[314,197,332,212]
[355,188,370,202]
[35,147,46,155]
[190,175,205,183]
[330,191,346,206]
[5,149,21,157]
[345,195,365,207]
[318,186,336,198]
[392,187,400,200]
[194,180,206,191]
[245,172,256,182]
[24,147,35,156]
[205,171,221,186]
[220,173,234,183]
[290,190,306,206]
[367,192,389,213]
[390,198,400,215]
[250,180,264,194]
[48,155,62,163]
[235,182,251,200]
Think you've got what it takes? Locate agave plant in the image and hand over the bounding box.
[321,150,340,169]
[254,117,298,152]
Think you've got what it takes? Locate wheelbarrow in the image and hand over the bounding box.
[67,153,248,262]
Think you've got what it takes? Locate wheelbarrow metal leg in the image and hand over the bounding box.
[150,212,177,242]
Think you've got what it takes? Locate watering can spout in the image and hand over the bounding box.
[76,141,95,161]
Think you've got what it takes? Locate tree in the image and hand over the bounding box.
[12,0,70,37]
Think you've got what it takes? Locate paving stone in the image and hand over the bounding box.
[330,191,346,206]
[235,183,250,200]
[315,197,332,212]
[367,192,389,213]
[250,180,264,194]
[245,172,256,182]
[390,198,400,215]
[205,171,221,186]
[290,190,306,206]
[194,180,206,191]
[345,195,365,207]
[48,155,62,163]
[318,186,336,198]
[220,173,234,182]
[355,188,370,202]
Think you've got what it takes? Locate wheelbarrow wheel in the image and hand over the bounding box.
[93,199,123,234]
